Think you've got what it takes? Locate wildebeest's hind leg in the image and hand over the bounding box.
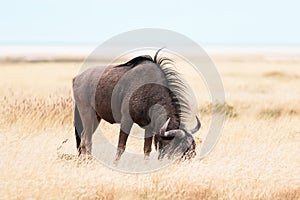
[114,118,133,163]
[144,128,154,160]
[76,103,100,156]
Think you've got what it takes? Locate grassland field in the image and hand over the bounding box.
[0,52,300,199]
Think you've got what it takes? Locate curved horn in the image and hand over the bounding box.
[190,116,201,134]
[164,130,185,138]
[159,118,170,135]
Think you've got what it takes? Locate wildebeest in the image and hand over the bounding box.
[73,49,200,162]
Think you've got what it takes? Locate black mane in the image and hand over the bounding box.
[153,49,191,126]
[118,55,153,68]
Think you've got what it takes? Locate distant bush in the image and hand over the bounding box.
[200,102,237,118]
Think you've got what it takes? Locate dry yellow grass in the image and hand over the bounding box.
[1,54,300,199]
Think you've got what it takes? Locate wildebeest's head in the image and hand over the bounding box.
[155,116,200,160]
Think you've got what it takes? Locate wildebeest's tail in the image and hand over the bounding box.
[74,104,83,153]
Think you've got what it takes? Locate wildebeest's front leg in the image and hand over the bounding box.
[144,128,154,160]
[115,118,133,163]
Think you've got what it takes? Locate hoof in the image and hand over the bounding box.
[144,153,150,160]
[113,159,119,166]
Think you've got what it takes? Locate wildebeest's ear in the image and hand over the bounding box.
[160,118,170,134]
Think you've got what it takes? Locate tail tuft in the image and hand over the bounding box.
[74,105,83,154]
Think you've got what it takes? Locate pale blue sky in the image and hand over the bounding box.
[0,0,299,46]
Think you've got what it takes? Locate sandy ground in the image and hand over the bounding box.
[0,52,300,199]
